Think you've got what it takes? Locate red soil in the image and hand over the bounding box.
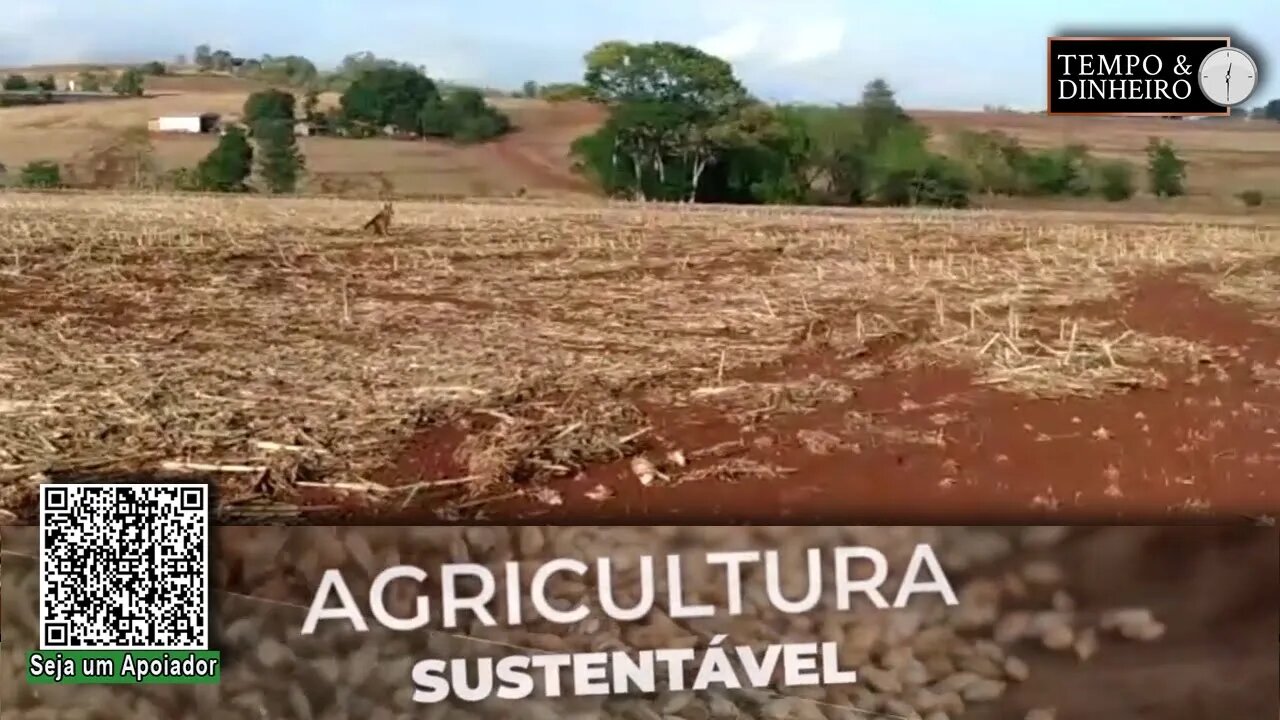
[365,272,1280,524]
[490,100,607,194]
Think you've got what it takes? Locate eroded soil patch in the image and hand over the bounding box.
[462,272,1280,524]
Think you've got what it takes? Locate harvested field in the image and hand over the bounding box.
[0,90,604,200]
[1,192,1279,522]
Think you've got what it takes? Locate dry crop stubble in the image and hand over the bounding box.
[1,192,1279,518]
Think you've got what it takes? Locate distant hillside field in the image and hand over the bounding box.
[0,71,1277,203]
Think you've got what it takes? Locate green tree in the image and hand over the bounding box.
[865,123,969,208]
[326,52,422,92]
[19,160,62,188]
[707,103,816,203]
[454,113,510,142]
[754,107,825,200]
[243,89,297,127]
[339,66,439,134]
[521,80,539,98]
[858,78,908,154]
[951,130,1026,195]
[77,71,102,92]
[579,41,749,199]
[790,105,872,204]
[210,50,234,72]
[584,40,746,112]
[1095,160,1135,201]
[338,52,418,77]
[142,61,167,76]
[253,119,305,193]
[2,74,29,91]
[418,88,510,142]
[1145,137,1186,197]
[36,74,56,91]
[255,55,319,86]
[786,81,915,204]
[196,125,254,191]
[194,44,213,71]
[1022,145,1092,196]
[417,95,457,136]
[302,87,321,122]
[112,68,145,97]
[1262,99,1280,121]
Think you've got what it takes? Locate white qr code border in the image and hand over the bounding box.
[38,483,210,651]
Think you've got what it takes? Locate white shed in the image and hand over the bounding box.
[154,116,204,133]
[148,114,221,134]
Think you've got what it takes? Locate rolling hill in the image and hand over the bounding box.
[1,70,1278,204]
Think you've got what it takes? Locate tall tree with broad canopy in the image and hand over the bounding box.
[339,66,439,134]
[579,41,751,200]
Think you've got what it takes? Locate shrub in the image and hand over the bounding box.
[19,160,62,188]
[1238,189,1263,207]
[453,111,510,143]
[868,125,970,208]
[253,119,305,193]
[2,74,29,91]
[77,71,102,92]
[951,130,1023,196]
[243,89,297,128]
[112,68,145,97]
[1146,137,1186,197]
[196,125,254,192]
[539,82,591,102]
[418,89,510,143]
[907,155,972,208]
[163,167,203,191]
[1023,145,1092,196]
[1095,160,1135,201]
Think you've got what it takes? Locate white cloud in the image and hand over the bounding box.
[689,0,847,70]
[696,21,766,62]
[771,20,846,66]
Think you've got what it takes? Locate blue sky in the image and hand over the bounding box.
[3,0,1277,109]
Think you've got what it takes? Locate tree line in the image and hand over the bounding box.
[564,41,1217,207]
[189,47,513,143]
[2,39,1274,206]
[1,59,516,194]
[3,64,162,100]
[177,62,513,193]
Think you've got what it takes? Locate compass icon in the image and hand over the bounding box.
[1198,47,1258,107]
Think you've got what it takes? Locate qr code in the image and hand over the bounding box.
[39,483,209,651]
